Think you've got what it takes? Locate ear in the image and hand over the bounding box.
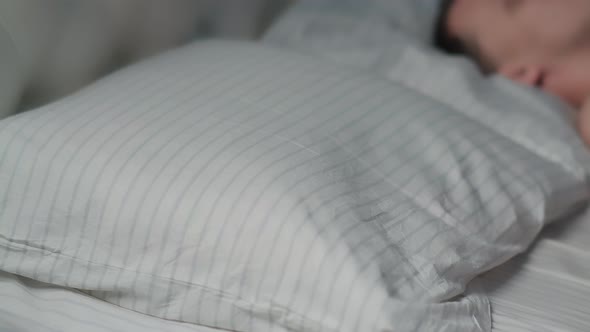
[498,62,545,87]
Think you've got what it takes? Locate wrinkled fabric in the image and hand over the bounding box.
[0,40,588,331]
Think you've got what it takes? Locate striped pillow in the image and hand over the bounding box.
[0,41,587,332]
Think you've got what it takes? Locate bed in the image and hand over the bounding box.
[1,1,589,332]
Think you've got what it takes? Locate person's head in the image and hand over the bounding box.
[435,0,590,109]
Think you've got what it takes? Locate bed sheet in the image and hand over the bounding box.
[0,271,222,332]
[475,205,590,332]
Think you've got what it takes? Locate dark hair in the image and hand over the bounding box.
[433,0,468,55]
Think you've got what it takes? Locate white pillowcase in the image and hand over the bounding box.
[0,41,588,332]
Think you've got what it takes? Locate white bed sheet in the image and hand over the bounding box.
[0,271,220,332]
[2,205,589,332]
[475,205,590,332]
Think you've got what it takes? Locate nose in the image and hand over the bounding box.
[499,63,545,87]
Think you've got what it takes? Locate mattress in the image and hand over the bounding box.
[2,207,589,332]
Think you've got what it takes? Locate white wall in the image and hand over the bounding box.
[0,0,293,118]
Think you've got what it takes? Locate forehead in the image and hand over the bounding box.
[450,0,590,67]
[521,0,590,44]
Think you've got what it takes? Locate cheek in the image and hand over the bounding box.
[543,50,590,108]
[544,62,590,108]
